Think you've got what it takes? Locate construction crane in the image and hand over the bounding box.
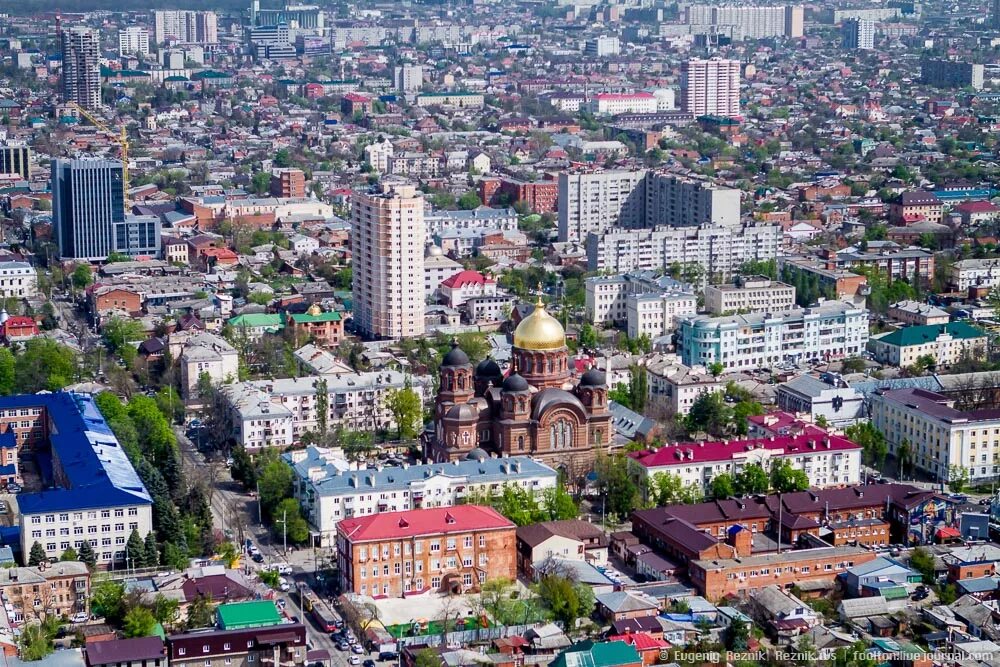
[70,103,130,216]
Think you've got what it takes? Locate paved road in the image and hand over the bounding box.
[175,428,357,667]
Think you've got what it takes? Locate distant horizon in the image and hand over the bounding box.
[6,0,273,15]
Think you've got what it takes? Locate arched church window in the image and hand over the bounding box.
[518,435,524,451]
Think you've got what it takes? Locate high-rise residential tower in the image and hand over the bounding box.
[681,57,741,118]
[61,26,100,109]
[842,18,875,50]
[351,181,426,339]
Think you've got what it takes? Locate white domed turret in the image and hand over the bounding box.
[0,308,10,326]
[426,244,444,258]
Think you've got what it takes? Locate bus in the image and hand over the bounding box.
[302,587,341,632]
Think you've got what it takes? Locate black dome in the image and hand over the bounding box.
[502,373,529,392]
[442,341,470,367]
[476,358,502,377]
[580,368,606,387]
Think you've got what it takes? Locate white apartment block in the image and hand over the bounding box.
[176,331,240,399]
[951,258,1000,291]
[629,433,862,491]
[425,208,518,239]
[627,292,698,339]
[686,4,804,39]
[223,371,434,451]
[352,182,426,339]
[588,93,658,116]
[842,18,874,50]
[871,387,1000,483]
[681,58,741,118]
[585,36,620,57]
[586,224,782,278]
[394,64,423,93]
[645,355,724,416]
[558,169,647,243]
[285,447,558,547]
[364,139,394,174]
[645,171,741,228]
[424,246,463,299]
[703,277,796,315]
[776,375,865,427]
[679,302,869,370]
[585,272,694,326]
[0,262,37,299]
[118,27,150,57]
[153,10,218,44]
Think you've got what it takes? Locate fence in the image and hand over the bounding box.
[394,623,536,648]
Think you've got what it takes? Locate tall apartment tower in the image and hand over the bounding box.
[394,64,424,93]
[557,170,647,243]
[993,0,1000,29]
[61,26,100,109]
[784,5,804,38]
[681,57,741,118]
[153,10,217,44]
[0,144,30,180]
[352,181,426,340]
[52,158,125,261]
[842,18,875,50]
[118,26,150,57]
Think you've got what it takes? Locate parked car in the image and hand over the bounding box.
[278,578,290,592]
[252,553,265,563]
[363,660,376,667]
[70,612,89,624]
[348,657,360,666]
[338,643,350,651]
[351,645,364,655]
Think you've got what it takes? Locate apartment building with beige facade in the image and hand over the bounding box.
[703,276,795,315]
[870,387,1000,483]
[351,181,426,339]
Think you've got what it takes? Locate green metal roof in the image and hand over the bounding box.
[228,313,286,329]
[290,311,341,323]
[875,322,986,348]
[216,601,282,630]
[551,641,641,667]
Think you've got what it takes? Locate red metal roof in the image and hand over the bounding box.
[607,633,670,651]
[337,505,515,542]
[628,432,860,469]
[441,270,495,288]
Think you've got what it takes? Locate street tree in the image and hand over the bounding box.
[28,542,46,566]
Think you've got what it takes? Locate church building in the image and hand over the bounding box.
[425,297,611,482]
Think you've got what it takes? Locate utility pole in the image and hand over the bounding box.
[256,481,262,526]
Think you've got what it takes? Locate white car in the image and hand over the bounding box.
[70,612,89,624]
[278,578,290,592]
[348,657,361,666]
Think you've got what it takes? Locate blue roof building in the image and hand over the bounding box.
[8,393,152,566]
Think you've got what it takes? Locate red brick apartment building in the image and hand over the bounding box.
[270,169,306,198]
[336,506,516,598]
[690,545,877,601]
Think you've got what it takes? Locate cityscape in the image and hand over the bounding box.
[2,0,1000,666]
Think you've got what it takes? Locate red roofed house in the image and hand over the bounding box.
[439,270,498,308]
[336,505,516,598]
[627,432,862,492]
[889,191,943,225]
[954,200,1000,226]
[0,315,38,344]
[200,247,239,270]
[341,93,373,116]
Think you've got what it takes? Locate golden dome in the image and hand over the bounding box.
[513,297,566,351]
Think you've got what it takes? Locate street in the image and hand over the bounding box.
[175,427,355,667]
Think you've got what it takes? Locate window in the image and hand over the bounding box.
[464,536,472,548]
[431,576,441,589]
[178,649,186,657]
[430,542,440,553]
[223,644,231,651]
[479,535,485,548]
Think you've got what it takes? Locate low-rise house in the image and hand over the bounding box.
[868,322,987,368]
[748,585,821,639]
[842,557,921,597]
[838,596,890,622]
[176,331,240,398]
[595,591,660,622]
[0,561,90,624]
[167,622,307,667]
[516,520,608,576]
[85,637,166,667]
[550,641,642,667]
[886,300,950,326]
